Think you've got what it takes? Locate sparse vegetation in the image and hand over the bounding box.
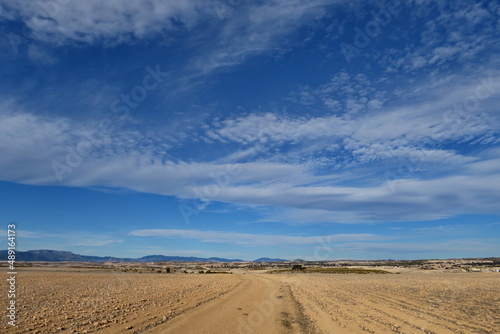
[0,267,241,334]
[3,264,498,334]
[269,267,390,274]
[281,312,292,328]
[203,270,232,274]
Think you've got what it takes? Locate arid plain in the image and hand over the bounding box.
[2,266,499,334]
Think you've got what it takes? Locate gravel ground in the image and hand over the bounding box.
[276,272,500,333]
[2,268,498,334]
[1,268,240,334]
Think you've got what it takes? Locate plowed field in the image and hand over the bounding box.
[2,268,498,333]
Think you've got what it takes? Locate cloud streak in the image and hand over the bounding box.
[1,0,210,44]
[129,228,384,246]
[1,0,499,243]
[1,69,500,224]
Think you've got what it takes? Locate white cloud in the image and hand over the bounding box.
[380,1,499,73]
[7,229,123,248]
[335,239,500,255]
[1,72,500,223]
[189,0,335,74]
[0,29,499,224]
[131,248,205,256]
[411,224,479,235]
[258,208,373,224]
[73,239,123,247]
[0,0,210,44]
[129,228,384,246]
[27,44,56,64]
[0,0,336,77]
[195,170,500,222]
[0,102,73,183]
[206,71,500,168]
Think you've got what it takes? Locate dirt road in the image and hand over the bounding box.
[147,274,311,334]
[145,272,499,334]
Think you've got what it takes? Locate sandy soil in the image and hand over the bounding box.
[2,268,498,333]
[276,272,499,334]
[1,268,240,334]
[148,274,309,334]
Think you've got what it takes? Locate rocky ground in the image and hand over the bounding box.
[1,267,240,334]
[276,271,499,333]
[2,267,498,333]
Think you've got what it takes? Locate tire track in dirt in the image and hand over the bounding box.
[319,288,459,333]
[364,290,495,333]
[276,273,499,334]
[284,281,406,333]
[143,274,311,334]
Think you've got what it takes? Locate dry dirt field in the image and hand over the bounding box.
[276,272,499,334]
[2,268,499,334]
[1,267,240,334]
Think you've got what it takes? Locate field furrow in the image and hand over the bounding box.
[2,268,498,334]
[275,272,499,334]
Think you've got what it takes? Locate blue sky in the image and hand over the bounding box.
[0,0,499,260]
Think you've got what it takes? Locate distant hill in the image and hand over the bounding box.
[253,257,288,262]
[1,249,89,262]
[0,250,244,263]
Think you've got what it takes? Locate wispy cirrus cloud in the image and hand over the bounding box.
[1,1,499,227]
[334,239,500,255]
[1,0,499,260]
[0,0,210,44]
[1,0,335,76]
[129,228,384,246]
[1,66,500,224]
[367,1,500,75]
[189,0,335,74]
[2,229,123,249]
[202,71,500,181]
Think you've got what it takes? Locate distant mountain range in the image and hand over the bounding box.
[0,249,290,263]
